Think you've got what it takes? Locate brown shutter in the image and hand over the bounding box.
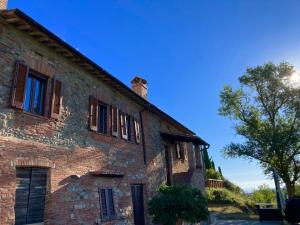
[175,142,181,159]
[120,112,128,139]
[134,118,141,144]
[89,96,98,132]
[50,79,63,119]
[11,62,29,109]
[111,106,119,137]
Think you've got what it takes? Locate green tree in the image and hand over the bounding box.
[251,184,276,204]
[148,185,208,225]
[203,148,212,169]
[206,168,222,180]
[219,62,300,197]
[218,166,223,177]
[211,159,216,170]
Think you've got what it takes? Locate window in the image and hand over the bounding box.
[120,112,128,139]
[24,73,47,115]
[11,62,63,119]
[175,142,185,160]
[126,115,131,141]
[98,103,107,134]
[111,106,119,137]
[15,167,48,225]
[133,118,141,144]
[99,188,116,221]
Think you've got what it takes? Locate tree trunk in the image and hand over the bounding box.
[285,181,296,198]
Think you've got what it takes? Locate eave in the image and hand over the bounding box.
[0,8,201,136]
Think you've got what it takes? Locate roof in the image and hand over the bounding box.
[160,132,209,146]
[0,9,208,144]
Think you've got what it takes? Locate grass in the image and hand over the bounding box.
[209,203,259,220]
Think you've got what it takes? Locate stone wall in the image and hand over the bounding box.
[0,17,204,225]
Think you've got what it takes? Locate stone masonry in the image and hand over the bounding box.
[0,9,207,225]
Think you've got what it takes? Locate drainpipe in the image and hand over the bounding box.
[139,103,151,165]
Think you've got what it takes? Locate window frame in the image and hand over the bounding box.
[23,70,48,116]
[99,187,116,221]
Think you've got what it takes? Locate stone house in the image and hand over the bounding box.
[0,2,209,225]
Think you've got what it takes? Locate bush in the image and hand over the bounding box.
[206,188,254,208]
[250,185,276,204]
[148,185,208,225]
[223,179,243,194]
[206,168,223,180]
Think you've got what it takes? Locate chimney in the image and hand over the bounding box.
[131,76,148,100]
[0,0,7,10]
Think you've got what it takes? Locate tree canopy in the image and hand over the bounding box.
[219,62,300,197]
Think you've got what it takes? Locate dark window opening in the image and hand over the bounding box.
[24,73,46,115]
[98,103,107,134]
[99,188,116,221]
[126,115,131,141]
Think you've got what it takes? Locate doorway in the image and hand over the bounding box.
[131,184,145,225]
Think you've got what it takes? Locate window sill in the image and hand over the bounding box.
[17,110,50,121]
[91,131,139,145]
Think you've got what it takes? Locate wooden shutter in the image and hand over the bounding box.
[15,168,47,225]
[50,79,62,119]
[134,118,141,144]
[111,106,119,137]
[89,96,98,132]
[26,168,47,224]
[11,62,29,109]
[15,168,31,225]
[99,189,108,220]
[175,142,181,159]
[120,112,128,139]
[99,188,116,221]
[180,142,187,160]
[107,189,115,217]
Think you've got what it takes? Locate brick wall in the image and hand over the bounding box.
[0,17,205,225]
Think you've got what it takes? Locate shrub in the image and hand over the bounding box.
[250,185,276,204]
[148,185,208,225]
[206,188,254,208]
[223,179,243,194]
[206,168,223,180]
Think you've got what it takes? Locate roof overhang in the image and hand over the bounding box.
[0,9,198,135]
[160,132,209,146]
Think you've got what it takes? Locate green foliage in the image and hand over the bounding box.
[223,179,243,194]
[295,184,300,197]
[218,166,223,176]
[148,185,208,225]
[219,62,300,197]
[203,148,211,169]
[250,184,276,204]
[206,168,223,180]
[206,188,254,207]
[211,160,216,170]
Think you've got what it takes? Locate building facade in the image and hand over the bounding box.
[0,7,209,225]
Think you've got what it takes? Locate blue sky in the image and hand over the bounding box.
[8,0,300,191]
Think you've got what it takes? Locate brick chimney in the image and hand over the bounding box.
[0,0,7,10]
[131,76,148,100]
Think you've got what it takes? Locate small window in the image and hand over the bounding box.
[126,115,131,141]
[98,103,107,134]
[120,112,128,139]
[99,188,116,221]
[175,142,185,160]
[24,73,47,115]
